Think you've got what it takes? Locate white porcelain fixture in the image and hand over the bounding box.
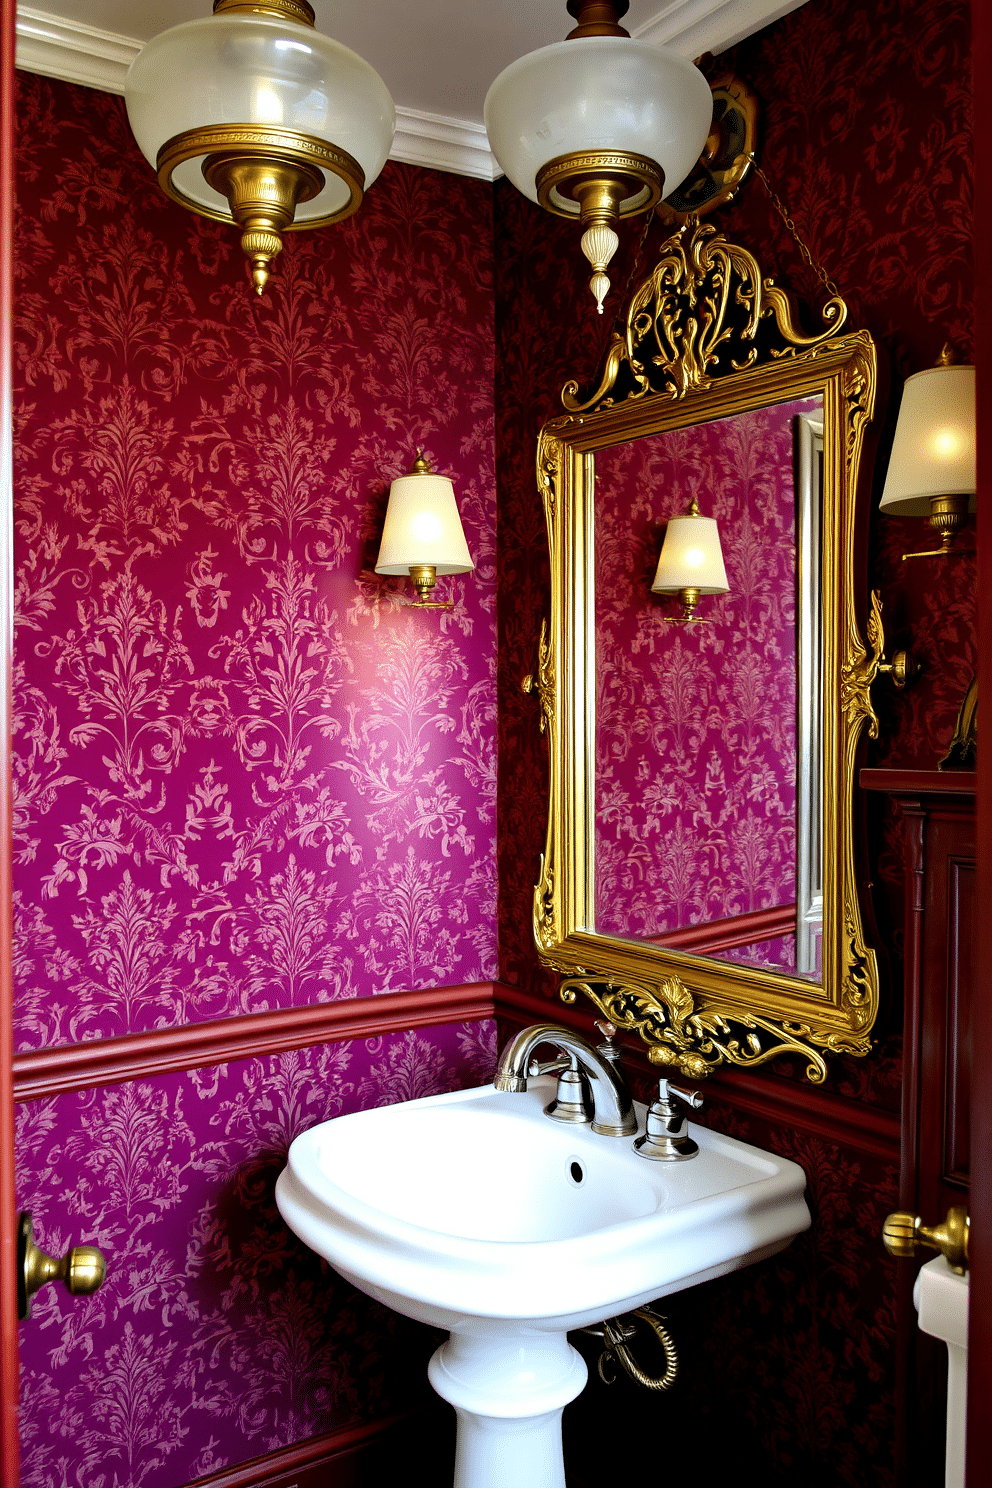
[276,1076,810,1488]
[914,1256,969,1488]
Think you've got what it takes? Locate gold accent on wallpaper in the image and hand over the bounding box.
[533,221,881,1081]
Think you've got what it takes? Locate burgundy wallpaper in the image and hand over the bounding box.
[15,1022,496,1487]
[495,0,972,1483]
[12,72,498,1052]
[594,401,817,967]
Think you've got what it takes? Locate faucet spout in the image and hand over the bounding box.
[495,1022,637,1137]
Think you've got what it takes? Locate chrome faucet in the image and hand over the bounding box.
[495,1023,638,1137]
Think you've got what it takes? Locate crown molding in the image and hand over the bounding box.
[633,0,808,57]
[14,2,808,181]
[15,6,139,94]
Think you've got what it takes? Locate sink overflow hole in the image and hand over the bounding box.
[568,1160,585,1186]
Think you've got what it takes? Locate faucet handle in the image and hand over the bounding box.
[528,1054,570,1078]
[657,1079,704,1112]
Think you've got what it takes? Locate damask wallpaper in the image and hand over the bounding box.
[12,72,498,1052]
[495,0,972,1483]
[11,67,500,1486]
[16,1023,496,1486]
[594,401,817,965]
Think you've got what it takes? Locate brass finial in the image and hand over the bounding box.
[410,450,432,475]
[936,342,957,367]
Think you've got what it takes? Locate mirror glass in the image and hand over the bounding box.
[593,395,824,980]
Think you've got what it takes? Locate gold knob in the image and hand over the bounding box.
[882,1205,969,1275]
[17,1211,107,1320]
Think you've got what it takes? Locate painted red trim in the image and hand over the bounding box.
[0,2,20,1480]
[495,986,900,1159]
[648,901,797,954]
[186,1409,438,1488]
[13,983,497,1102]
[861,768,977,797]
[970,0,991,1473]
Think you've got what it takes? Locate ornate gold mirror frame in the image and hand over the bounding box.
[529,220,883,1084]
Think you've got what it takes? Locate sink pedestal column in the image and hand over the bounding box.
[428,1328,588,1488]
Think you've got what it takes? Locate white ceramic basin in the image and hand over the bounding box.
[276,1076,810,1488]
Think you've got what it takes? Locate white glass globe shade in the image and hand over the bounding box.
[376,474,474,576]
[880,364,976,516]
[484,38,712,210]
[125,13,395,224]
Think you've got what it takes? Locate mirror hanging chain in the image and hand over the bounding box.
[747,152,843,303]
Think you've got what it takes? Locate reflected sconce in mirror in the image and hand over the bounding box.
[484,1,713,314]
[879,348,976,561]
[375,453,474,609]
[651,498,729,622]
[124,0,395,296]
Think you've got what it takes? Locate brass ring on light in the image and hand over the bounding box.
[536,150,663,220]
[156,124,366,229]
[212,0,316,26]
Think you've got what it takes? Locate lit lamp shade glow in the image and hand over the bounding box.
[652,511,729,595]
[125,13,396,224]
[484,39,712,214]
[879,364,976,515]
[375,473,474,577]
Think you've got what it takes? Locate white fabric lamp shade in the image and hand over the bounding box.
[125,12,395,224]
[880,363,976,516]
[376,472,474,576]
[652,511,729,594]
[484,38,712,213]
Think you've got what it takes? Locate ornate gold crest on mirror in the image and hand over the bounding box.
[527,217,886,1084]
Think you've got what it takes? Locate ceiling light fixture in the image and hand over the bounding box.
[484,0,713,314]
[124,0,396,296]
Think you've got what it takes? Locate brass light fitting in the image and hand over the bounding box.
[879,344,976,561]
[124,0,395,295]
[375,450,475,610]
[484,0,712,313]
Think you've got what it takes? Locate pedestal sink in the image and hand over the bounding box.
[276,1076,809,1488]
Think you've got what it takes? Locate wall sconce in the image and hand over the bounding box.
[879,347,976,561]
[375,453,474,609]
[651,498,729,622]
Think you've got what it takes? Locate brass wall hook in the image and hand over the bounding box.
[882,1205,970,1276]
[18,1210,107,1320]
[877,649,918,689]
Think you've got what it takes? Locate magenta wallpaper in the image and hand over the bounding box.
[15,1022,497,1487]
[11,68,500,1486]
[594,401,816,962]
[12,72,497,1051]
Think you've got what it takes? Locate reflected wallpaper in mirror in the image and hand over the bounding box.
[594,396,822,978]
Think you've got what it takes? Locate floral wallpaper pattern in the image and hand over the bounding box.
[495,0,972,1483]
[594,402,817,962]
[11,69,500,1486]
[13,72,498,1053]
[15,1023,498,1488]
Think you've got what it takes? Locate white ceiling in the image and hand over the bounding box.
[15,0,808,179]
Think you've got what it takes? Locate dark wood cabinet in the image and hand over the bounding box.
[862,769,975,1488]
